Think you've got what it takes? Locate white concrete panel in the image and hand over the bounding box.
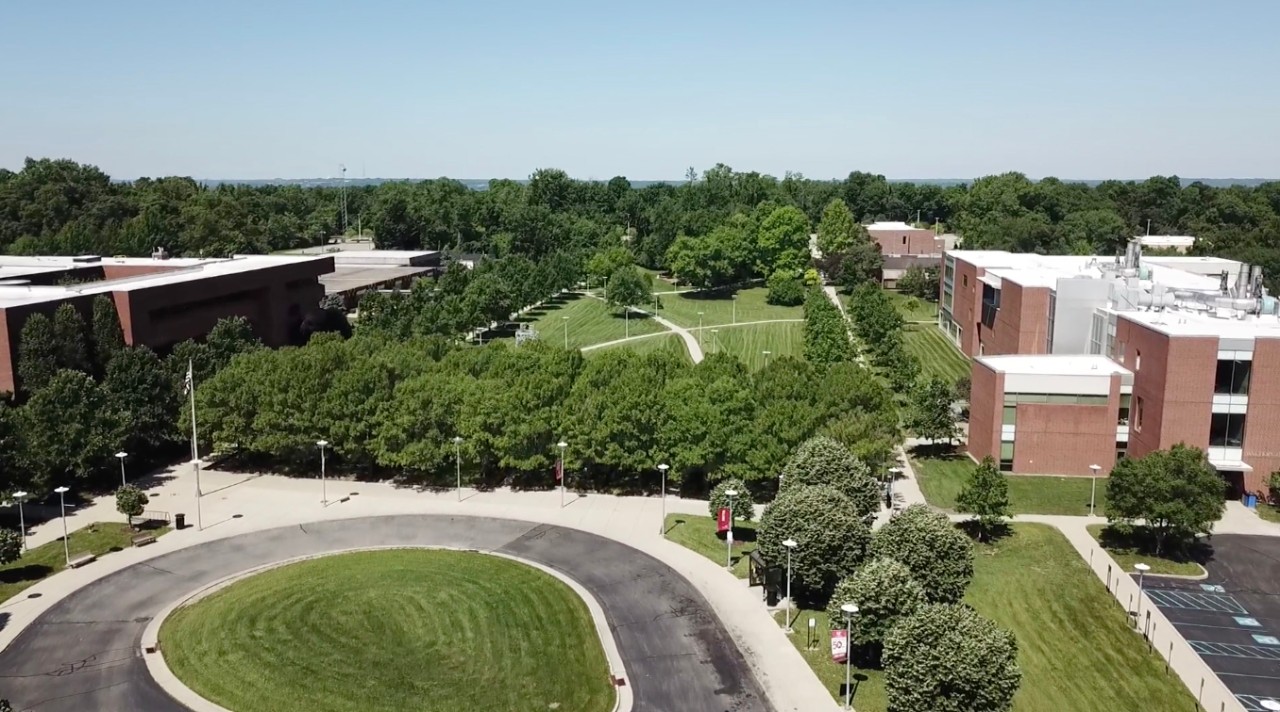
[1004,373,1112,396]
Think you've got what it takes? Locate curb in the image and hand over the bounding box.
[141,546,632,712]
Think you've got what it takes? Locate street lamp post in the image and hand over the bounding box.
[452,436,464,501]
[316,439,329,505]
[841,603,859,710]
[710,328,719,354]
[725,489,738,568]
[54,486,70,566]
[657,463,670,535]
[763,350,772,367]
[557,441,568,508]
[1134,562,1151,631]
[732,295,737,324]
[562,315,569,349]
[1089,464,1101,516]
[698,311,704,345]
[783,538,798,632]
[115,451,128,488]
[12,491,27,550]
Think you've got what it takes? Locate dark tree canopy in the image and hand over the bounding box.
[1106,444,1226,555]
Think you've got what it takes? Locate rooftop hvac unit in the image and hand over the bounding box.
[151,246,170,260]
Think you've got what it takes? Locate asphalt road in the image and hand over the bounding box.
[0,515,772,712]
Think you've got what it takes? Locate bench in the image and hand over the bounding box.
[132,533,157,547]
[68,552,97,569]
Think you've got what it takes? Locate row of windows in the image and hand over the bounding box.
[1215,359,1251,395]
[1003,392,1110,406]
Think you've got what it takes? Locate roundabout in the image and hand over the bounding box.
[157,549,616,712]
[0,515,772,712]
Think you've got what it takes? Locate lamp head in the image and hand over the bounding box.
[115,451,128,459]
[783,538,797,549]
[316,439,329,448]
[557,441,567,449]
[54,486,69,494]
[841,603,859,615]
[657,463,669,472]
[1134,563,1151,573]
[13,490,27,499]
[452,436,463,444]
[725,489,738,497]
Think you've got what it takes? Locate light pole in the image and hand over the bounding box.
[115,451,128,488]
[725,489,738,569]
[657,463,670,535]
[710,328,719,354]
[562,315,569,349]
[12,490,27,550]
[841,603,859,710]
[732,295,737,324]
[1134,562,1150,630]
[557,441,568,508]
[763,350,772,367]
[1089,464,1101,516]
[783,538,797,632]
[54,486,70,566]
[316,439,329,505]
[452,436,464,501]
[698,311,704,345]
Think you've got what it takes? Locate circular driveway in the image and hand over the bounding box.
[0,515,772,712]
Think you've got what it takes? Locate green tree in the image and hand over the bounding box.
[896,265,939,301]
[904,377,959,444]
[91,294,125,372]
[765,270,804,306]
[780,436,880,518]
[16,312,58,393]
[825,558,926,654]
[0,529,20,565]
[205,316,262,370]
[52,302,91,374]
[707,478,755,522]
[605,265,652,311]
[883,604,1021,712]
[956,456,1010,541]
[871,504,974,604]
[115,485,149,528]
[1106,444,1226,555]
[585,246,634,289]
[20,370,115,490]
[1269,471,1280,505]
[757,205,811,275]
[103,346,180,453]
[757,485,873,603]
[815,199,858,256]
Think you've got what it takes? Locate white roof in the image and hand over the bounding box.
[948,250,1228,293]
[977,354,1132,377]
[1137,235,1196,247]
[1116,308,1280,340]
[866,221,924,231]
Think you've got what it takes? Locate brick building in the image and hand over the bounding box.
[864,222,955,288]
[950,240,1280,497]
[0,253,334,393]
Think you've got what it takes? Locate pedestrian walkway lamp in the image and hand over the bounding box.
[54,486,70,566]
[452,436,464,501]
[557,441,568,508]
[316,440,329,505]
[657,463,670,535]
[11,491,27,550]
[562,315,569,349]
[698,311,704,344]
[783,538,798,632]
[762,350,772,367]
[1134,562,1150,629]
[115,451,128,488]
[841,603,859,710]
[732,295,737,324]
[725,489,738,569]
[1088,464,1101,516]
[710,328,719,354]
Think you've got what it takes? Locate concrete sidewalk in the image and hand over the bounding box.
[1,462,838,712]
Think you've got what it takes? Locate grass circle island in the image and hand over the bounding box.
[158,549,616,712]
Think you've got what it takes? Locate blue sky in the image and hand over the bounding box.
[2,0,1277,180]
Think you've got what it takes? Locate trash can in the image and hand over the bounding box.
[174,513,186,530]
[1245,495,1258,509]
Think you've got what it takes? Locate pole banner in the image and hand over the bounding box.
[716,507,730,534]
[831,629,849,663]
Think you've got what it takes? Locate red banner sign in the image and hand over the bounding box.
[716,507,730,534]
[830,629,849,663]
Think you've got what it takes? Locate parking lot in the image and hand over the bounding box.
[1139,534,1280,710]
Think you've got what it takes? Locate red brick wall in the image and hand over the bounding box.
[950,258,983,357]
[102,264,184,280]
[1012,399,1118,475]
[968,361,1002,462]
[870,229,938,256]
[1115,318,1216,458]
[1244,338,1280,491]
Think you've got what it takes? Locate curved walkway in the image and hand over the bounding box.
[0,515,771,712]
[583,292,704,363]
[581,318,803,354]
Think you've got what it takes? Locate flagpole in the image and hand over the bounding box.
[188,359,203,531]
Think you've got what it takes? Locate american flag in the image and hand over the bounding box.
[183,360,194,395]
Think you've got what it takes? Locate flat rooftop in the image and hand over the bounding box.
[866,221,927,231]
[978,354,1132,377]
[954,250,1232,293]
[0,254,332,308]
[320,265,436,294]
[1116,308,1280,340]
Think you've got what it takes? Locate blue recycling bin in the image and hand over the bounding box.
[1245,494,1258,509]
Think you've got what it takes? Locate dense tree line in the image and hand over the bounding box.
[848,285,919,392]
[5,160,1279,289]
[802,289,856,365]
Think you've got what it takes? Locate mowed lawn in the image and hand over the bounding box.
[587,332,691,362]
[160,550,615,712]
[1086,524,1207,577]
[967,524,1195,712]
[656,287,801,329]
[663,513,757,579]
[911,448,1107,516]
[904,324,970,383]
[523,292,665,349]
[702,322,803,370]
[885,291,939,322]
[0,521,169,603]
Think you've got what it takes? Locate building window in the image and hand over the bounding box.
[1210,413,1246,447]
[999,442,1014,472]
[1002,406,1017,425]
[1214,359,1252,395]
[902,235,908,245]
[1089,313,1104,355]
[1116,441,1127,461]
[1118,394,1131,426]
[1135,350,1141,372]
[1134,396,1144,432]
[1046,292,1056,352]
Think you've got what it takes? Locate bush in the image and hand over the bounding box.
[825,558,926,652]
[115,485,149,527]
[871,504,974,604]
[780,436,880,518]
[766,270,804,306]
[707,478,755,521]
[883,604,1021,712]
[757,485,873,603]
[0,528,21,566]
[1269,471,1280,504]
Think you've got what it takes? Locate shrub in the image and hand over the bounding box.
[883,604,1021,712]
[115,485,149,528]
[0,529,21,566]
[780,436,880,518]
[707,478,755,522]
[1268,471,1280,504]
[871,504,974,604]
[825,558,926,652]
[766,270,804,306]
[757,485,873,603]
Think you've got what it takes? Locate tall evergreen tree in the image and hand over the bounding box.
[91,295,125,372]
[16,312,59,394]
[52,303,91,374]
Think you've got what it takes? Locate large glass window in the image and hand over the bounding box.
[1002,406,1017,424]
[1210,413,1246,447]
[1214,360,1252,395]
[1118,394,1131,426]
[1046,292,1056,352]
[999,441,1014,472]
[1134,396,1144,431]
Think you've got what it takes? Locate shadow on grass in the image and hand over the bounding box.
[1097,524,1215,566]
[955,518,1014,543]
[907,442,963,460]
[0,564,53,587]
[673,287,740,301]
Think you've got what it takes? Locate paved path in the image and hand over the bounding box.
[583,292,705,363]
[580,318,802,355]
[0,465,836,712]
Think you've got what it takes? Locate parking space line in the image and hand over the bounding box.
[1190,640,1280,661]
[1147,589,1249,614]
